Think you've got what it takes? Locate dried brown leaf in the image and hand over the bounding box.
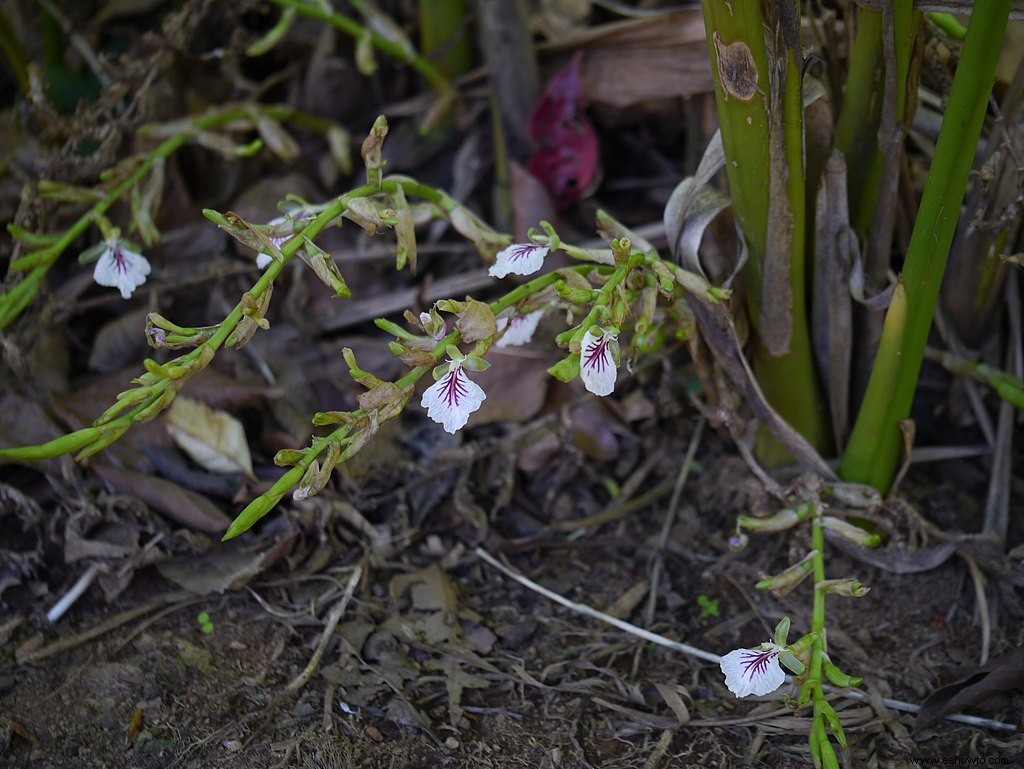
[93,465,231,533]
[916,647,1024,732]
[163,396,254,477]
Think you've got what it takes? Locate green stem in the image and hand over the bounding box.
[418,0,472,79]
[701,0,830,463]
[0,105,335,329]
[833,10,882,238]
[808,511,836,766]
[840,1,1012,490]
[268,0,456,100]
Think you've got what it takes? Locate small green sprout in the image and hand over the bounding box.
[197,611,215,634]
[696,594,720,619]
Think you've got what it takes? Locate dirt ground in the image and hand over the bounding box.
[3,435,1023,769]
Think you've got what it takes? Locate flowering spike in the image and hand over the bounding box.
[495,309,544,348]
[92,237,151,299]
[720,643,786,698]
[420,360,486,433]
[579,328,617,396]
[489,243,549,278]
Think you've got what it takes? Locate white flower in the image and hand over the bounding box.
[420,360,486,434]
[93,238,151,299]
[579,328,617,396]
[495,309,544,348]
[256,252,274,269]
[720,642,787,698]
[489,243,549,278]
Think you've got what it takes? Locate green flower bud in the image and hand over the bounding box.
[820,516,882,548]
[823,658,862,689]
[779,648,805,676]
[756,552,817,596]
[815,578,870,597]
[547,355,580,383]
[738,507,803,533]
[274,449,306,466]
[554,282,599,304]
[825,481,882,510]
[773,616,791,646]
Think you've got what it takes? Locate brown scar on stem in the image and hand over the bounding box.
[713,31,762,102]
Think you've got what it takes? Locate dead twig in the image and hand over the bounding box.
[285,565,362,692]
[19,590,195,664]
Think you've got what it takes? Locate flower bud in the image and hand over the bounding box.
[274,449,305,467]
[820,516,882,548]
[823,658,862,688]
[773,616,791,646]
[738,503,812,533]
[756,551,817,596]
[728,531,749,552]
[779,648,805,676]
[555,282,599,304]
[825,482,882,510]
[815,578,870,598]
[547,356,580,383]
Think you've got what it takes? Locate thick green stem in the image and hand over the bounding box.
[840,1,1012,490]
[418,0,472,79]
[701,0,830,463]
[833,9,882,237]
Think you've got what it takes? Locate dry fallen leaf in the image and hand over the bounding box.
[915,647,1024,732]
[93,465,232,533]
[164,396,254,477]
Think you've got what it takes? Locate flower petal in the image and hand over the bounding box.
[420,361,486,433]
[489,244,549,278]
[720,644,786,698]
[579,328,617,396]
[93,242,152,299]
[495,309,544,348]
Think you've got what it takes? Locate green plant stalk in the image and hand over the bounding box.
[701,0,830,463]
[833,10,882,237]
[756,22,831,461]
[928,12,967,41]
[418,0,472,79]
[268,0,456,101]
[835,4,918,278]
[228,257,630,539]
[933,349,1024,411]
[808,514,830,764]
[840,1,1012,490]
[1,178,398,463]
[700,0,770,260]
[0,105,339,329]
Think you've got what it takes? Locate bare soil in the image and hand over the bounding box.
[3,441,1023,768]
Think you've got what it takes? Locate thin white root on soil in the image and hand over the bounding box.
[473,546,1018,734]
[46,564,100,623]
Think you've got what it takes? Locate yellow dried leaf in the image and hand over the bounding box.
[164,396,254,477]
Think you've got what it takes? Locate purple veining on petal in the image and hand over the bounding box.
[583,335,610,372]
[508,244,544,263]
[112,246,130,274]
[740,648,780,681]
[439,365,469,408]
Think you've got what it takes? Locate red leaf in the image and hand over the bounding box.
[527,52,600,210]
